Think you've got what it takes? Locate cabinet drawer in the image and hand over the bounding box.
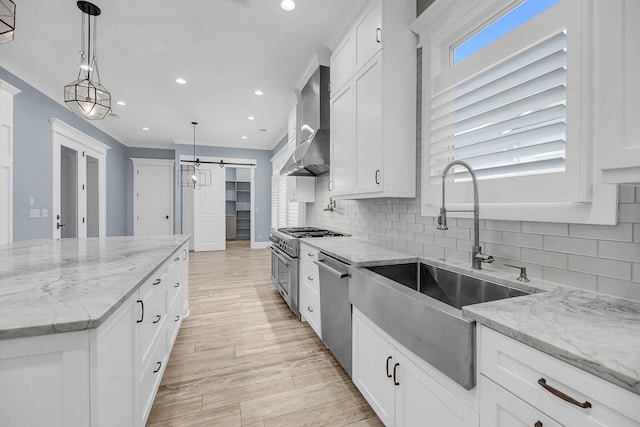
[139,332,168,425]
[167,272,183,310]
[299,244,319,269]
[480,376,562,427]
[479,326,640,426]
[300,263,319,293]
[300,281,321,338]
[138,287,167,370]
[167,294,184,348]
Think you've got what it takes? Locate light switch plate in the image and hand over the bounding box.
[29,197,35,206]
[30,208,40,218]
[41,209,49,218]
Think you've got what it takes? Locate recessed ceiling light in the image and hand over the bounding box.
[142,127,150,131]
[116,101,126,106]
[248,116,255,120]
[280,0,295,11]
[254,90,264,96]
[241,136,248,139]
[175,78,186,85]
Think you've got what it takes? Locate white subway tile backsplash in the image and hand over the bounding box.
[522,221,569,236]
[619,185,636,203]
[479,229,502,244]
[386,213,400,222]
[393,222,407,232]
[597,277,640,301]
[568,255,631,281]
[434,235,457,249]
[502,232,543,249]
[569,223,633,242]
[542,266,597,291]
[633,263,640,283]
[598,241,640,263]
[485,219,522,233]
[484,243,520,261]
[444,226,470,240]
[407,222,424,233]
[445,247,471,263]
[456,218,474,229]
[415,233,434,245]
[392,239,407,250]
[619,203,640,223]
[521,248,567,268]
[393,204,408,213]
[634,224,640,242]
[398,231,416,242]
[406,241,424,254]
[543,236,598,257]
[424,244,445,259]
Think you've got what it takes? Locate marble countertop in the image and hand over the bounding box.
[301,235,640,396]
[0,235,190,340]
[299,236,418,267]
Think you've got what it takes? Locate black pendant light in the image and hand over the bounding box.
[180,122,211,189]
[64,1,111,120]
[0,0,15,44]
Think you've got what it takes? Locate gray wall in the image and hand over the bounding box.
[174,144,273,242]
[0,67,128,241]
[126,147,176,236]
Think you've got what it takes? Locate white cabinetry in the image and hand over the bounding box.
[329,0,416,199]
[479,326,640,427]
[0,243,190,427]
[298,243,321,338]
[352,309,479,427]
[0,80,19,244]
[287,176,315,202]
[594,1,640,184]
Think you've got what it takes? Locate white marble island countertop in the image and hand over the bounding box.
[0,235,190,340]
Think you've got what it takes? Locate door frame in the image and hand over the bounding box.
[0,80,20,244]
[131,158,175,236]
[50,119,109,239]
[178,155,257,248]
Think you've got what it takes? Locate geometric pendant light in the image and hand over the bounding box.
[0,1,16,44]
[180,122,211,189]
[64,1,111,120]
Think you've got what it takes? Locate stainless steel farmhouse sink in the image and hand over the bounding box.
[349,262,532,390]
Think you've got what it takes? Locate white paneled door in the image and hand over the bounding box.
[194,164,225,251]
[0,80,19,244]
[132,158,174,236]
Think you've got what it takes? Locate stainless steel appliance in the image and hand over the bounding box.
[314,253,352,376]
[269,227,347,319]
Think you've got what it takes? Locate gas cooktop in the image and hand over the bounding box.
[278,227,347,238]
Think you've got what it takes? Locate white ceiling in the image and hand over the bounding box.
[0,0,367,150]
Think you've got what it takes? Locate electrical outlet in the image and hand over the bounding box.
[29,209,40,218]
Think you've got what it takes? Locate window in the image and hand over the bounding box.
[453,0,561,64]
[271,143,302,229]
[413,0,618,224]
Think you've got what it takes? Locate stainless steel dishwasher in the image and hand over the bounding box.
[314,253,352,376]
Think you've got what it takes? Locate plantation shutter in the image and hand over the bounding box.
[430,31,567,183]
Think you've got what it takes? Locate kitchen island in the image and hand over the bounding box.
[0,235,190,427]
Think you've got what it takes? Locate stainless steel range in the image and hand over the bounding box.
[268,227,347,319]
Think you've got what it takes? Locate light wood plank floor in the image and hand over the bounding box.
[147,240,383,427]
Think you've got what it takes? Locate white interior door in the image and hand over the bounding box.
[132,159,174,236]
[51,119,109,239]
[194,164,225,251]
[0,80,19,245]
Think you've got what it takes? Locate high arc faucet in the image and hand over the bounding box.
[437,160,494,270]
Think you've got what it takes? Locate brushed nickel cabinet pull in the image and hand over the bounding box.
[386,356,392,378]
[376,27,382,43]
[537,378,592,409]
[183,249,187,260]
[393,362,400,386]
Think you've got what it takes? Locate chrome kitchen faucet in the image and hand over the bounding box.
[437,160,494,270]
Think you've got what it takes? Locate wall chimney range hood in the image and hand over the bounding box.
[280,66,330,177]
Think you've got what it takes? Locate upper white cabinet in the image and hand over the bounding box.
[329,0,417,200]
[287,104,297,144]
[594,0,640,184]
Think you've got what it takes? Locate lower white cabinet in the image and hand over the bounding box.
[0,242,189,427]
[299,243,321,338]
[352,309,479,427]
[478,326,640,427]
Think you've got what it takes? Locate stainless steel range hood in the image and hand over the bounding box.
[280,66,330,177]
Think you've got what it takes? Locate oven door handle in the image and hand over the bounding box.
[269,246,291,267]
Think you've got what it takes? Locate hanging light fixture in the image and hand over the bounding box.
[64,1,111,120]
[0,1,16,44]
[180,122,211,189]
